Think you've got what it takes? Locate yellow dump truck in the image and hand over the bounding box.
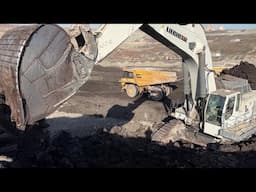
[120,67,177,101]
[213,66,233,75]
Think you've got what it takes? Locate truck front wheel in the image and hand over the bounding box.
[125,84,139,98]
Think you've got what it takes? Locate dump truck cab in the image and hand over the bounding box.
[120,68,136,88]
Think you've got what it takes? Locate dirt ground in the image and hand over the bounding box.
[1,63,256,168]
[46,65,184,139]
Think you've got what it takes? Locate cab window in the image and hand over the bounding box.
[225,96,235,120]
[123,71,134,78]
[236,94,240,111]
[205,95,226,126]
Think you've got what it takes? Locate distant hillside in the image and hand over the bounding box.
[206,30,256,65]
[101,29,256,67]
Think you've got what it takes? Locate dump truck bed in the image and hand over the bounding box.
[122,67,177,86]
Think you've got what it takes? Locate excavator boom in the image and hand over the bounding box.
[95,24,216,102]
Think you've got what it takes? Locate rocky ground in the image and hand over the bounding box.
[6,130,256,168]
[1,62,256,168]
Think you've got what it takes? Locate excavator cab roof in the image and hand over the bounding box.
[211,89,239,97]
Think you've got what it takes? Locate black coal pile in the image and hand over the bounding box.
[222,61,256,89]
[6,130,256,168]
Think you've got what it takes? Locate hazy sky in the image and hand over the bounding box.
[60,24,256,30]
[215,24,256,30]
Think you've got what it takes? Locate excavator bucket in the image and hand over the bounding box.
[0,24,97,130]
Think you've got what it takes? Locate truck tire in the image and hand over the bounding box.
[163,86,172,96]
[126,84,139,98]
[150,91,163,101]
[149,87,163,101]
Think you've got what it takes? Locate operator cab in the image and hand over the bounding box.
[204,89,240,138]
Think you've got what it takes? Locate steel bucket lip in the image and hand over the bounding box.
[0,24,42,129]
[0,24,98,130]
[0,24,70,129]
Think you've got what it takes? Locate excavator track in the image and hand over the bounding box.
[152,119,219,147]
[151,119,256,153]
[151,120,180,143]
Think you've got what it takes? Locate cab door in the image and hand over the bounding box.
[204,94,226,137]
[222,96,236,127]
